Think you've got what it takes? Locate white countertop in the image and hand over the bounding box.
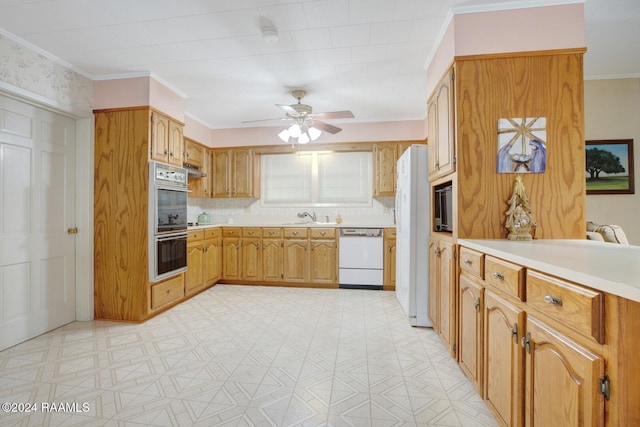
[459,239,640,303]
[189,222,395,230]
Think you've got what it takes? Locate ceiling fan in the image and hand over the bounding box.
[242,89,355,144]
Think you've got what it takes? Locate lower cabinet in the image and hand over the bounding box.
[262,227,283,282]
[454,245,621,427]
[186,227,221,295]
[383,228,396,290]
[428,237,456,357]
[242,228,262,281]
[309,228,337,285]
[222,228,241,280]
[150,274,185,311]
[283,236,310,283]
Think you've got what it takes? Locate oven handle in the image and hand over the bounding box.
[155,232,187,241]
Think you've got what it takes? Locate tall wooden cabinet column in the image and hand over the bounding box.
[94,107,186,322]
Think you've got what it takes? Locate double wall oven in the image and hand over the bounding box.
[149,161,188,282]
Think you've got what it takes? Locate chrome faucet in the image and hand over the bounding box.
[297,211,316,223]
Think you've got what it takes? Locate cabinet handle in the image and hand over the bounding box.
[389,245,393,252]
[248,231,254,235]
[544,294,563,306]
[464,259,473,265]
[511,323,518,344]
[292,231,298,236]
[229,230,234,234]
[521,332,531,354]
[164,149,168,155]
[320,231,326,236]
[474,298,480,310]
[269,231,275,235]
[493,272,505,281]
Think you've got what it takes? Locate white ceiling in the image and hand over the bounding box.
[0,0,638,130]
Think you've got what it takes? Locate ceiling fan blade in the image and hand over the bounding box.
[275,104,298,115]
[313,110,354,120]
[240,117,288,124]
[311,120,342,134]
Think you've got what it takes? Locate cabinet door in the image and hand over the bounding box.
[150,112,169,162]
[222,237,241,279]
[524,316,604,427]
[435,71,454,177]
[484,290,525,427]
[383,236,396,289]
[184,139,204,168]
[427,98,439,180]
[459,274,484,395]
[185,242,204,293]
[428,238,439,328]
[310,240,336,284]
[204,236,221,285]
[262,239,283,282]
[242,237,262,281]
[283,240,309,283]
[374,143,397,196]
[233,148,253,197]
[438,240,456,357]
[212,150,231,197]
[168,119,183,166]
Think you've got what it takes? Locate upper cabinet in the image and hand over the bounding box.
[150,111,183,166]
[184,138,205,168]
[427,67,455,181]
[373,142,417,197]
[212,148,260,198]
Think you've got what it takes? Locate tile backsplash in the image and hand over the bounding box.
[188,197,396,226]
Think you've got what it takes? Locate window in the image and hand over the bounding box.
[261,151,372,207]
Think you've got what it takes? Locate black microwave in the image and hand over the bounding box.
[434,183,453,232]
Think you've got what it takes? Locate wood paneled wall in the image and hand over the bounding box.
[94,109,151,321]
[455,50,586,239]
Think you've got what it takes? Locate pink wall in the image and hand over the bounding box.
[184,114,213,145]
[426,3,585,98]
[210,120,427,148]
[93,75,185,122]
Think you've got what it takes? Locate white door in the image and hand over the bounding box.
[0,95,76,351]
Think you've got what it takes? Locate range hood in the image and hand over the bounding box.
[183,162,207,178]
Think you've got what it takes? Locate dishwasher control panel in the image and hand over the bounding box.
[339,228,382,237]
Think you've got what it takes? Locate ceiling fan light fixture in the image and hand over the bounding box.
[298,133,310,144]
[308,127,321,141]
[277,128,290,142]
[288,123,302,138]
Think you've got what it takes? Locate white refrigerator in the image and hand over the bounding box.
[395,145,431,327]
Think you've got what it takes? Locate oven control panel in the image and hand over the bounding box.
[153,162,187,187]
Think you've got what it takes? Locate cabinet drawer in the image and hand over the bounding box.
[459,247,484,279]
[187,229,204,242]
[242,227,261,238]
[385,228,397,238]
[222,227,241,237]
[484,256,524,300]
[205,227,221,239]
[526,270,604,344]
[310,228,335,239]
[262,227,282,238]
[151,274,184,309]
[284,228,308,239]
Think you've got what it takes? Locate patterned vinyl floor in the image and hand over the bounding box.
[0,285,498,426]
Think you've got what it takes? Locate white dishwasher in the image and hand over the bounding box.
[338,228,384,290]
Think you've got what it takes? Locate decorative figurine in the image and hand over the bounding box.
[505,176,537,240]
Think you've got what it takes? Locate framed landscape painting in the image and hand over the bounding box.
[585,139,634,194]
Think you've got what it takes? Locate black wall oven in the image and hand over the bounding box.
[149,161,188,282]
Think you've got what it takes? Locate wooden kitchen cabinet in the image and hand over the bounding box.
[373,142,423,197]
[150,274,185,311]
[241,228,262,281]
[459,274,484,395]
[222,228,241,280]
[203,228,222,285]
[262,228,283,282]
[523,316,604,427]
[283,228,309,283]
[188,149,212,198]
[484,289,526,427]
[427,67,455,181]
[186,229,205,293]
[184,137,205,168]
[428,237,456,357]
[383,228,396,290]
[150,111,183,166]
[309,228,337,285]
[211,148,260,198]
